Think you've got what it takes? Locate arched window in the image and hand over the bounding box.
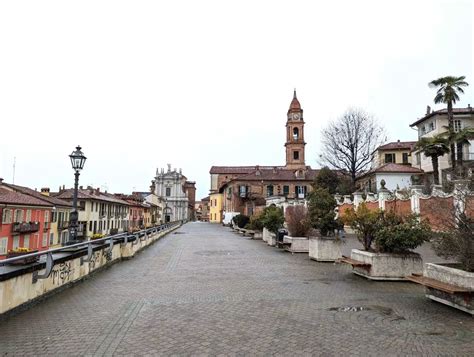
[293,127,299,140]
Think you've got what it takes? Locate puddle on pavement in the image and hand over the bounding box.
[328,305,406,321]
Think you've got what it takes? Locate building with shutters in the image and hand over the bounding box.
[209,91,320,219]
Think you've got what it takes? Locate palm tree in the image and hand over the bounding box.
[416,135,450,185]
[429,76,469,168]
[455,127,474,167]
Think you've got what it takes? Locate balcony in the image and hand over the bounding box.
[58,221,69,231]
[12,222,40,234]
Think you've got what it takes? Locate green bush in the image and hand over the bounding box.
[375,213,431,253]
[232,214,250,228]
[246,213,265,231]
[345,204,431,253]
[308,187,338,236]
[261,205,285,234]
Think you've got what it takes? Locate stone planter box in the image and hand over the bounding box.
[283,236,309,253]
[262,228,271,243]
[267,233,277,247]
[424,263,473,315]
[309,237,342,262]
[350,249,423,281]
[253,231,263,240]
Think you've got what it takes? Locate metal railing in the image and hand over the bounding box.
[1,221,183,282]
[12,222,40,234]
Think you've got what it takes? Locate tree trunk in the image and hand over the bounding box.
[448,101,456,168]
[431,155,440,185]
[457,141,464,168]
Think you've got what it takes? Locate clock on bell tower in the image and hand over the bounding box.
[285,90,306,169]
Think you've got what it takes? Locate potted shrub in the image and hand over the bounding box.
[283,205,311,253]
[6,247,39,265]
[421,212,474,314]
[308,187,343,262]
[261,205,284,246]
[90,233,105,244]
[245,213,264,239]
[344,203,431,280]
[232,214,249,229]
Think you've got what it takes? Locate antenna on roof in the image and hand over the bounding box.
[12,156,16,184]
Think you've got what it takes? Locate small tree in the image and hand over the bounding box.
[416,135,450,185]
[432,214,474,272]
[314,167,353,195]
[308,187,338,236]
[344,203,382,251]
[285,205,312,237]
[261,205,285,234]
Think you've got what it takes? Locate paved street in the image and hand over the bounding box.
[1,222,473,356]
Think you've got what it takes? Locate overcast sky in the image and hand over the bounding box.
[0,0,472,200]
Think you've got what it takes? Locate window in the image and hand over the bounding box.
[429,121,435,132]
[416,152,421,165]
[239,185,248,198]
[33,233,39,249]
[454,119,462,132]
[283,185,290,196]
[14,209,23,223]
[166,187,171,197]
[42,233,48,247]
[295,185,307,198]
[26,209,32,222]
[384,153,395,163]
[89,221,93,231]
[13,236,20,249]
[49,232,54,245]
[78,201,86,210]
[2,209,12,224]
[0,237,7,255]
[293,151,300,160]
[23,235,30,249]
[266,185,274,197]
[293,127,299,140]
[44,211,49,223]
[402,153,409,164]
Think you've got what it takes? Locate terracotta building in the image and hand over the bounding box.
[209,91,320,218]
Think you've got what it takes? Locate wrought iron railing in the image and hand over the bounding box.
[12,222,40,234]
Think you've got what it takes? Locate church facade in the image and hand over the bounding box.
[209,91,320,218]
[154,165,193,222]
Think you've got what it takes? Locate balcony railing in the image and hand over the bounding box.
[12,222,40,234]
[58,221,69,230]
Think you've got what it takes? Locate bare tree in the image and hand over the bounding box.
[319,108,385,184]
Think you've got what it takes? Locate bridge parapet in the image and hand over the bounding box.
[0,221,183,315]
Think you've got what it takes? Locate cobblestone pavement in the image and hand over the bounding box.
[1,222,473,356]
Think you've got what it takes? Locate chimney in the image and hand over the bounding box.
[0,177,3,185]
[426,105,431,115]
[79,185,83,190]
[40,188,50,196]
[95,188,100,195]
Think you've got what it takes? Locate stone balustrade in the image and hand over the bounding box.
[0,222,182,315]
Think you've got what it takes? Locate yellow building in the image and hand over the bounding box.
[371,140,417,168]
[209,193,223,223]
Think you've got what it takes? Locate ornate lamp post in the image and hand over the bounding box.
[67,145,87,245]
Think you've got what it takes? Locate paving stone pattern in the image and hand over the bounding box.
[0,222,473,356]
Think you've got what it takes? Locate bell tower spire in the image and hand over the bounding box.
[285,90,306,169]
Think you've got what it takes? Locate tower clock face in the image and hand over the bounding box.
[293,113,300,120]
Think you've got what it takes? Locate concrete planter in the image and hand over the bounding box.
[253,231,263,240]
[262,228,270,243]
[424,263,474,315]
[308,237,342,262]
[283,235,309,253]
[350,249,423,281]
[267,233,277,247]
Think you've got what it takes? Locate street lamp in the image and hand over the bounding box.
[67,145,87,245]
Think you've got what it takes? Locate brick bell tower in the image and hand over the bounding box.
[285,90,306,169]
